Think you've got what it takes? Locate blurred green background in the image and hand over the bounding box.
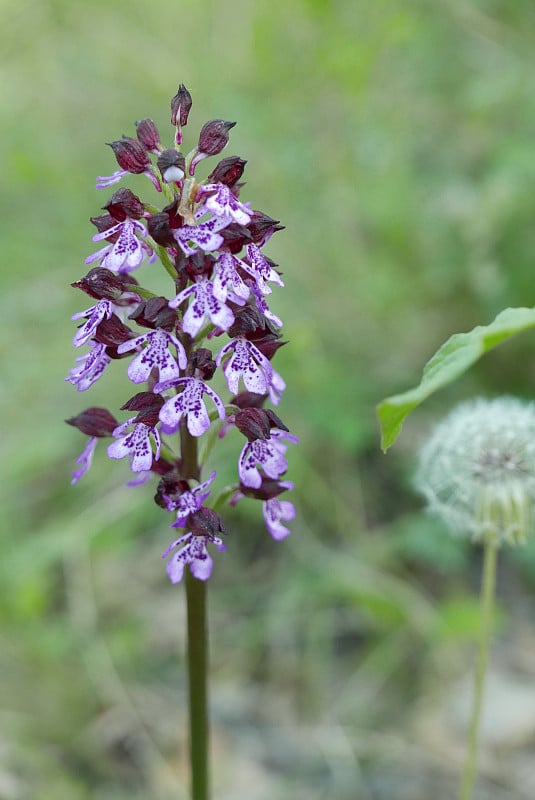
[3,0,535,798]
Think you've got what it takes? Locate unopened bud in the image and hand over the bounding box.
[198,119,236,156]
[207,156,247,187]
[128,296,177,331]
[103,188,145,221]
[107,137,151,174]
[65,407,118,437]
[93,314,134,348]
[171,84,192,144]
[247,211,284,245]
[135,118,161,152]
[72,268,135,302]
[157,149,186,183]
[189,507,228,538]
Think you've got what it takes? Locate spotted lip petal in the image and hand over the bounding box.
[118,329,187,384]
[162,531,226,583]
[107,419,161,472]
[158,378,226,437]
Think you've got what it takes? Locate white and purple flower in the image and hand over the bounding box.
[166,471,217,527]
[162,531,226,583]
[158,377,226,437]
[196,183,252,225]
[71,299,113,347]
[263,496,296,540]
[117,329,187,384]
[240,244,284,295]
[107,418,161,472]
[212,252,250,304]
[238,435,290,489]
[173,214,233,257]
[66,342,111,391]
[71,437,98,485]
[86,218,154,274]
[169,277,235,337]
[217,337,285,404]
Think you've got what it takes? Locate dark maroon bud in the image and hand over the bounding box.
[72,268,126,302]
[264,409,289,432]
[239,479,292,501]
[171,84,192,127]
[65,407,118,437]
[135,118,161,152]
[198,119,236,156]
[155,474,189,509]
[107,137,151,174]
[229,181,246,198]
[207,156,247,187]
[93,314,134,347]
[157,149,186,183]
[247,211,284,245]
[128,296,177,331]
[228,304,269,338]
[147,212,175,247]
[218,223,252,253]
[90,213,118,237]
[189,507,228,538]
[185,252,214,282]
[103,187,145,221]
[230,391,267,410]
[151,457,177,478]
[250,334,287,360]
[190,347,216,380]
[163,198,184,228]
[121,392,165,413]
[133,407,161,428]
[235,408,271,441]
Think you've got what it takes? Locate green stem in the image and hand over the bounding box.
[185,569,209,800]
[459,540,498,800]
[181,421,209,800]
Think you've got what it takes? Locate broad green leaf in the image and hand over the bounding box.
[377,306,535,451]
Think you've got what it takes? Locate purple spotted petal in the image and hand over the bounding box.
[212,252,250,303]
[217,338,272,396]
[71,437,98,485]
[263,497,296,540]
[65,342,111,391]
[174,215,232,256]
[169,470,217,527]
[162,532,226,583]
[238,438,289,488]
[159,378,225,437]
[72,300,113,347]
[196,183,252,225]
[240,243,284,294]
[86,219,149,274]
[181,279,234,337]
[118,329,187,384]
[107,421,161,472]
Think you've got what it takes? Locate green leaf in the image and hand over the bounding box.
[377,306,535,451]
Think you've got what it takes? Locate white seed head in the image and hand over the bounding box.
[415,397,535,545]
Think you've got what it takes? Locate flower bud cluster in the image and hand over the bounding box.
[66,85,296,583]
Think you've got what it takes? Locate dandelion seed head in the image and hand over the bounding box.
[415,397,535,545]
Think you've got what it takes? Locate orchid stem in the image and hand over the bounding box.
[185,570,209,800]
[181,421,210,800]
[459,540,498,800]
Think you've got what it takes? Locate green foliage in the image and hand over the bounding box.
[378,306,535,451]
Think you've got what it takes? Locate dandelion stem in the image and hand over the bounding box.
[459,540,498,800]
